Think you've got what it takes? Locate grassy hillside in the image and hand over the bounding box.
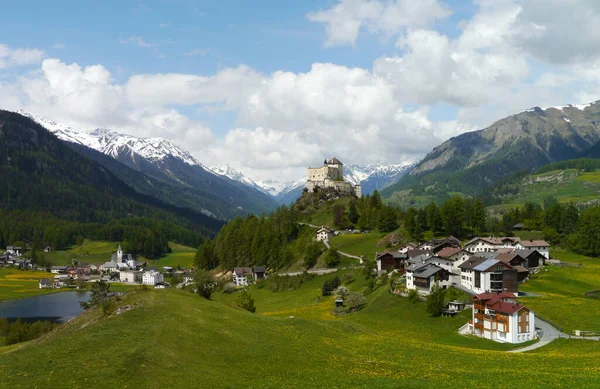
[492,167,600,206]
[1,270,599,388]
[329,232,386,258]
[43,240,197,267]
[0,268,59,302]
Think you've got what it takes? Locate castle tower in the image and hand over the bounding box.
[117,244,123,263]
[327,157,343,181]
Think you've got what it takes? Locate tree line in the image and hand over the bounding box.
[0,318,57,346]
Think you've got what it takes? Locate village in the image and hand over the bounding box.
[0,244,194,290]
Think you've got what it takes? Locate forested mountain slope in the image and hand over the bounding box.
[0,110,223,236]
[384,102,600,207]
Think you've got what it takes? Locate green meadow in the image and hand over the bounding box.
[0,268,59,302]
[1,271,599,388]
[329,232,386,258]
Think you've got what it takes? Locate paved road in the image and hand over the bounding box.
[322,239,363,263]
[278,268,339,277]
[509,318,562,353]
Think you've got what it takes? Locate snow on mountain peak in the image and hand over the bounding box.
[16,110,202,167]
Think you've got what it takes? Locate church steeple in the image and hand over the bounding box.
[117,244,123,263]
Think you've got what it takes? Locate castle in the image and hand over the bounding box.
[306,157,362,197]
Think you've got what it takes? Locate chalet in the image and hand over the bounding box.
[512,223,525,231]
[406,262,451,295]
[464,237,520,253]
[397,243,418,253]
[142,270,164,286]
[316,226,334,241]
[44,246,53,252]
[6,246,22,256]
[53,275,71,288]
[39,278,53,289]
[375,251,408,273]
[101,261,118,273]
[496,252,530,282]
[233,267,253,287]
[252,266,267,281]
[468,292,536,343]
[459,257,517,294]
[119,270,142,284]
[513,249,546,268]
[442,300,468,316]
[515,240,550,259]
[436,247,472,275]
[51,265,69,274]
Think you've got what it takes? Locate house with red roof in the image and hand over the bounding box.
[468,292,536,344]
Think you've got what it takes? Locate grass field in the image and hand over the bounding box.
[519,248,600,332]
[43,240,198,268]
[329,232,386,258]
[1,272,599,388]
[0,268,59,302]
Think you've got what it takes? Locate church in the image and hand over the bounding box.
[306,157,361,197]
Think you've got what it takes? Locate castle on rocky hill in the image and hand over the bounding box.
[306,157,362,197]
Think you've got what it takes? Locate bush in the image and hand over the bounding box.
[346,292,367,310]
[222,282,236,294]
[194,270,215,299]
[408,289,420,304]
[236,290,256,313]
[426,282,446,316]
[334,286,350,300]
[324,249,341,268]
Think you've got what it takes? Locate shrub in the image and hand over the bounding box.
[194,270,215,299]
[346,292,367,310]
[322,280,333,296]
[426,282,446,316]
[236,290,257,313]
[408,289,420,304]
[222,282,236,294]
[334,286,350,300]
[324,249,341,268]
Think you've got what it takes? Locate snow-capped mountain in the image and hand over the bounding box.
[17,110,202,167]
[16,110,278,219]
[209,162,415,204]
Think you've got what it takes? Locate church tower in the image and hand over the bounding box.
[117,244,123,263]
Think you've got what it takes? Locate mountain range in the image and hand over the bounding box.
[17,110,279,220]
[209,163,414,204]
[383,101,600,207]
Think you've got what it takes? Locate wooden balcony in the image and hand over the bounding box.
[474,313,484,320]
[474,323,484,330]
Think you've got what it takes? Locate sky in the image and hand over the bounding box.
[1,0,600,181]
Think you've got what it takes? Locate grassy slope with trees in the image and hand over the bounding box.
[0,277,598,388]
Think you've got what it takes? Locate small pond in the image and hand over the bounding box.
[0,291,91,323]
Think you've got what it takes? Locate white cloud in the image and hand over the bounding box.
[119,36,154,48]
[307,0,451,47]
[183,48,210,57]
[0,44,44,69]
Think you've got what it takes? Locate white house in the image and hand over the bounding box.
[464,237,520,254]
[142,270,164,286]
[514,240,550,259]
[316,226,333,242]
[468,292,536,344]
[120,270,142,284]
[101,261,118,273]
[436,247,472,275]
[51,266,68,274]
[459,257,516,294]
[39,278,53,289]
[233,267,252,286]
[406,261,451,295]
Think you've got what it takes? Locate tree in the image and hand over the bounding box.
[362,257,376,279]
[324,248,341,267]
[194,270,215,299]
[322,280,334,296]
[194,239,219,270]
[80,280,111,310]
[425,202,443,233]
[440,196,465,237]
[377,206,399,232]
[333,204,348,229]
[236,290,256,313]
[304,242,322,269]
[426,281,446,316]
[334,286,350,300]
[348,202,359,224]
[346,292,367,310]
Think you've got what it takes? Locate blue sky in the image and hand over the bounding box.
[1,0,599,181]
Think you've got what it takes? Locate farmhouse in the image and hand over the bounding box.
[515,240,550,259]
[375,251,408,273]
[252,266,267,281]
[142,270,164,286]
[39,278,53,289]
[120,270,142,284]
[436,247,472,275]
[233,267,253,287]
[468,292,536,344]
[316,226,333,242]
[51,266,69,274]
[459,257,518,294]
[406,262,451,295]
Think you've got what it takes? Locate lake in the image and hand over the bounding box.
[0,291,91,323]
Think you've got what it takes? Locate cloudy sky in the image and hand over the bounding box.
[1,0,600,181]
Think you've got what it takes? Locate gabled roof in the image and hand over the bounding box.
[412,263,445,279]
[472,259,503,272]
[375,251,408,260]
[317,226,333,233]
[436,247,466,259]
[406,249,433,259]
[233,267,252,276]
[496,252,525,265]
[327,157,342,165]
[519,239,550,247]
[253,266,266,273]
[459,256,486,270]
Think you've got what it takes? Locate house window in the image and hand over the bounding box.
[474,272,480,288]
